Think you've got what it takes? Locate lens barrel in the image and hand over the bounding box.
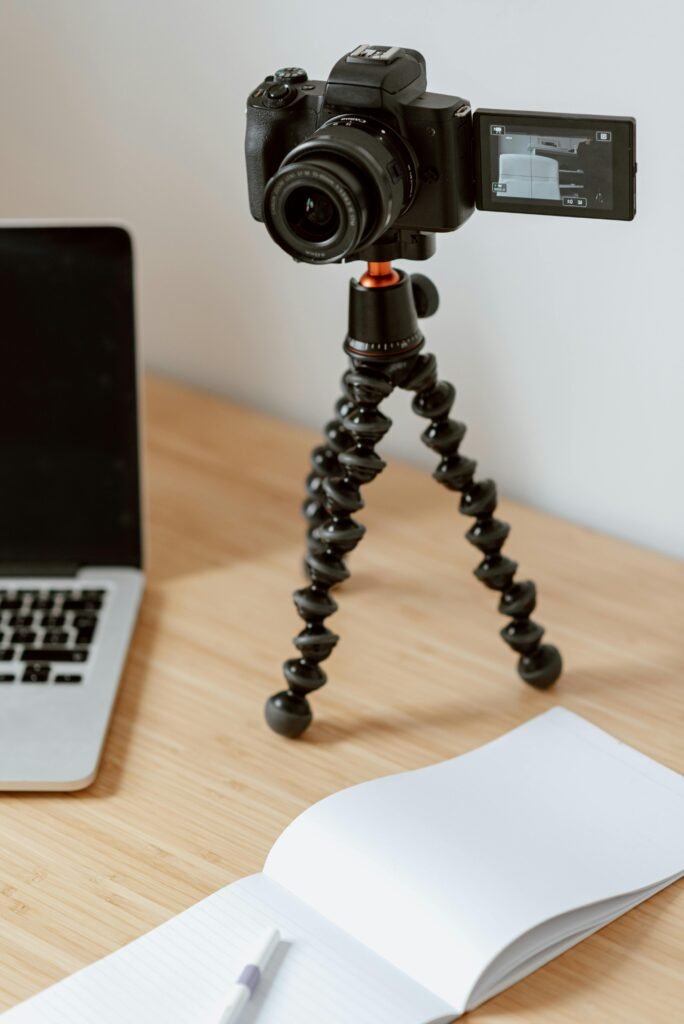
[263,117,416,264]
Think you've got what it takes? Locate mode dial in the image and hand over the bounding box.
[275,67,308,84]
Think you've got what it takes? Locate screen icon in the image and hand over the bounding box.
[595,130,612,142]
[492,182,507,193]
[490,125,505,136]
[562,197,588,207]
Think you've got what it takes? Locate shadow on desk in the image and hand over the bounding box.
[143,375,455,586]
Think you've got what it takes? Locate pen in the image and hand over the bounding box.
[218,926,281,1024]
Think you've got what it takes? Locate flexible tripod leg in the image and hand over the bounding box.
[302,369,355,558]
[264,265,562,738]
[401,352,562,688]
[266,366,395,737]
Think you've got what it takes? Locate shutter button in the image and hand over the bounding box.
[263,82,294,107]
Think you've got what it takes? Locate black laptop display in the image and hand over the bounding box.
[1,226,141,571]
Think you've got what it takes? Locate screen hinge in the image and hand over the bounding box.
[0,563,80,578]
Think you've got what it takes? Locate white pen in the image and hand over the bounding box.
[218,926,281,1024]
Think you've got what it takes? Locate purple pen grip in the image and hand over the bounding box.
[238,964,261,995]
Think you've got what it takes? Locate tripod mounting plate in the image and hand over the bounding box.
[353,228,436,264]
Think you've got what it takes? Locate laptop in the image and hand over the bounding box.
[0,224,144,790]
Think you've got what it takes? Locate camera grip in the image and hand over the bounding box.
[245,104,317,221]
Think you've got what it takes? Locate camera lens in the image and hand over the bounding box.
[264,155,369,263]
[284,187,341,243]
[263,117,416,264]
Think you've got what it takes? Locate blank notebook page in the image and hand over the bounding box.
[265,706,684,1009]
[0,873,452,1024]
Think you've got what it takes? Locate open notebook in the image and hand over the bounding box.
[4,707,684,1023]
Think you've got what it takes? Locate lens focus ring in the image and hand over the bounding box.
[289,116,416,241]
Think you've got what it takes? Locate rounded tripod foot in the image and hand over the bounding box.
[517,644,562,690]
[264,691,313,738]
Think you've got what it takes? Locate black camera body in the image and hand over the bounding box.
[245,45,636,264]
[246,46,474,263]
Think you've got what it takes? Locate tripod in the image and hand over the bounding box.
[265,260,562,737]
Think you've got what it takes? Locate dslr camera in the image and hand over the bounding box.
[245,44,636,264]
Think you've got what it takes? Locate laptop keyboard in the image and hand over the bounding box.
[0,589,106,684]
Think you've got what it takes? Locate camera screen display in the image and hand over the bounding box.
[474,110,636,221]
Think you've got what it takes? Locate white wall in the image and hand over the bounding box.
[0,1,682,557]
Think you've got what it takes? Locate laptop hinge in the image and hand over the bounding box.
[0,563,80,578]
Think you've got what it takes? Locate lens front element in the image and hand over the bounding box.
[284,187,341,243]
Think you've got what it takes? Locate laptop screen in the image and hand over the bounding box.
[0,226,141,570]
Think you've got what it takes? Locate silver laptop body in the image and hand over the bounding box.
[0,225,144,790]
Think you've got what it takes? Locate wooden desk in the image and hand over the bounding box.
[1,375,682,1021]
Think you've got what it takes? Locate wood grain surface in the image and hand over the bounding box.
[1,375,682,1021]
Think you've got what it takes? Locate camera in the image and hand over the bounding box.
[245,44,636,264]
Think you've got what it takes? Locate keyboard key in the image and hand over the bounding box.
[43,630,69,645]
[22,648,87,662]
[11,629,37,645]
[54,674,82,684]
[49,590,69,598]
[23,664,50,683]
[0,674,15,682]
[41,613,65,628]
[64,597,103,611]
[73,613,98,630]
[9,614,33,627]
[30,596,54,611]
[75,628,95,645]
[0,597,22,610]
[0,648,15,661]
